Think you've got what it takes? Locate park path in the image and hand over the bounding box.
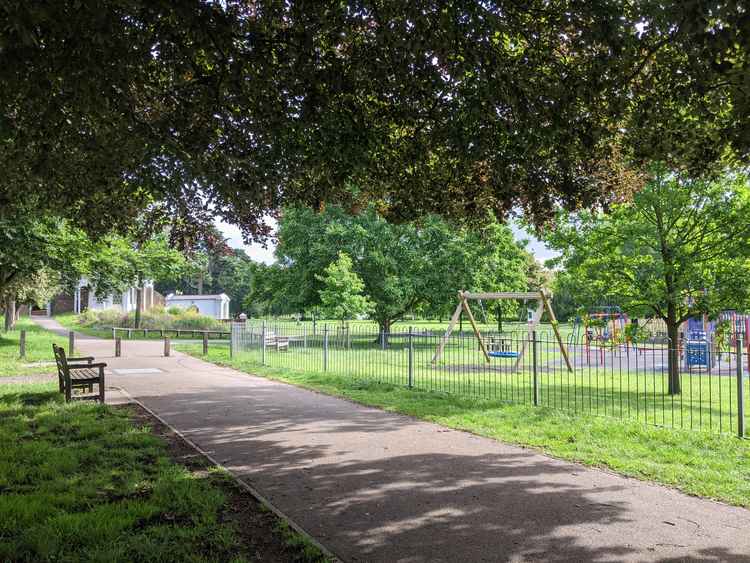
[34,317,750,562]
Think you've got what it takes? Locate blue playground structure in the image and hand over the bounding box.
[684,316,715,369]
[488,350,520,359]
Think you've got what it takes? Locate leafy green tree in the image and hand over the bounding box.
[316,253,373,324]
[0,217,86,330]
[4,2,749,236]
[548,270,583,324]
[545,169,750,394]
[214,250,257,316]
[276,206,528,333]
[85,234,187,328]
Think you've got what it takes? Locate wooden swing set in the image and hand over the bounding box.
[431,290,574,372]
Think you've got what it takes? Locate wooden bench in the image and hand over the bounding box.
[265,334,290,351]
[52,344,107,403]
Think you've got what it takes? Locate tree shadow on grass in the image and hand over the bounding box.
[0,390,60,407]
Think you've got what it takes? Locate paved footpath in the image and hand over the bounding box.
[35,317,750,562]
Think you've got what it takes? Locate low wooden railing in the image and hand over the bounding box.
[110,326,230,339]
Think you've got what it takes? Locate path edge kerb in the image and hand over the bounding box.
[113,386,344,563]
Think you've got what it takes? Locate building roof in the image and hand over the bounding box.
[166,293,230,301]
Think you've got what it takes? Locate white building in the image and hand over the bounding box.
[165,293,231,319]
[70,278,156,314]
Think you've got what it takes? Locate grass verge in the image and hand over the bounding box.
[0,382,330,562]
[55,313,113,339]
[178,345,750,509]
[0,317,71,376]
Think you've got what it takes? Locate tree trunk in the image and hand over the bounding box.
[4,296,16,332]
[666,304,681,395]
[377,318,392,347]
[135,285,143,329]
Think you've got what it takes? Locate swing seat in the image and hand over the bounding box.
[488,350,519,359]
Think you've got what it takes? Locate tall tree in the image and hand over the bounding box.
[3,2,749,239]
[545,169,750,394]
[85,234,187,328]
[276,206,528,333]
[316,252,373,324]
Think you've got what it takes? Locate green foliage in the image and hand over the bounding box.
[86,234,187,298]
[4,3,750,235]
[547,169,750,322]
[316,253,373,322]
[272,206,528,330]
[546,168,750,392]
[0,384,249,562]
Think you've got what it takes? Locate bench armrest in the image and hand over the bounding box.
[68,356,94,362]
[67,362,107,369]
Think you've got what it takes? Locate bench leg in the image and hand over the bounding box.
[99,368,106,403]
[64,382,72,403]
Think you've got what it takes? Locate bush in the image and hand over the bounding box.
[76,308,223,331]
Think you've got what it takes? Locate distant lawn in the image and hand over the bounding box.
[0,317,70,376]
[0,382,329,562]
[178,344,750,509]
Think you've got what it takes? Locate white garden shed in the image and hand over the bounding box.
[165,293,231,319]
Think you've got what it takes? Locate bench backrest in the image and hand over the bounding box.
[52,344,68,390]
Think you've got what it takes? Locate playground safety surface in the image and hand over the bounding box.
[32,317,750,562]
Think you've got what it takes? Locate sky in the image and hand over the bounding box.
[217,219,559,265]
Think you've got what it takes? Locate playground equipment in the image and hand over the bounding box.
[584,306,628,344]
[431,290,573,372]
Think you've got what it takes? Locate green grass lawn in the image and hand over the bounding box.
[0,382,329,562]
[0,317,71,376]
[211,328,749,435]
[177,344,750,508]
[0,382,244,561]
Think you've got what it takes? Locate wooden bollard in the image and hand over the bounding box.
[164,337,170,357]
[19,330,26,358]
[68,331,74,356]
[115,337,121,357]
[202,332,209,355]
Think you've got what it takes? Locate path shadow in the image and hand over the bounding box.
[124,381,750,562]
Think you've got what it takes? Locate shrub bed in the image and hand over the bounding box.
[76,306,224,331]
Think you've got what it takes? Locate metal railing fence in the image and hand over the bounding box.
[230,321,748,437]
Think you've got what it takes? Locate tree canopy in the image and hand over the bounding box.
[3,2,749,238]
[271,205,528,331]
[545,168,750,393]
[316,252,373,323]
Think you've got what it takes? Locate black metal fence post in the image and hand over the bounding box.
[261,321,267,366]
[323,325,329,371]
[229,324,234,359]
[408,326,414,388]
[19,330,26,358]
[737,336,745,438]
[532,330,539,406]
